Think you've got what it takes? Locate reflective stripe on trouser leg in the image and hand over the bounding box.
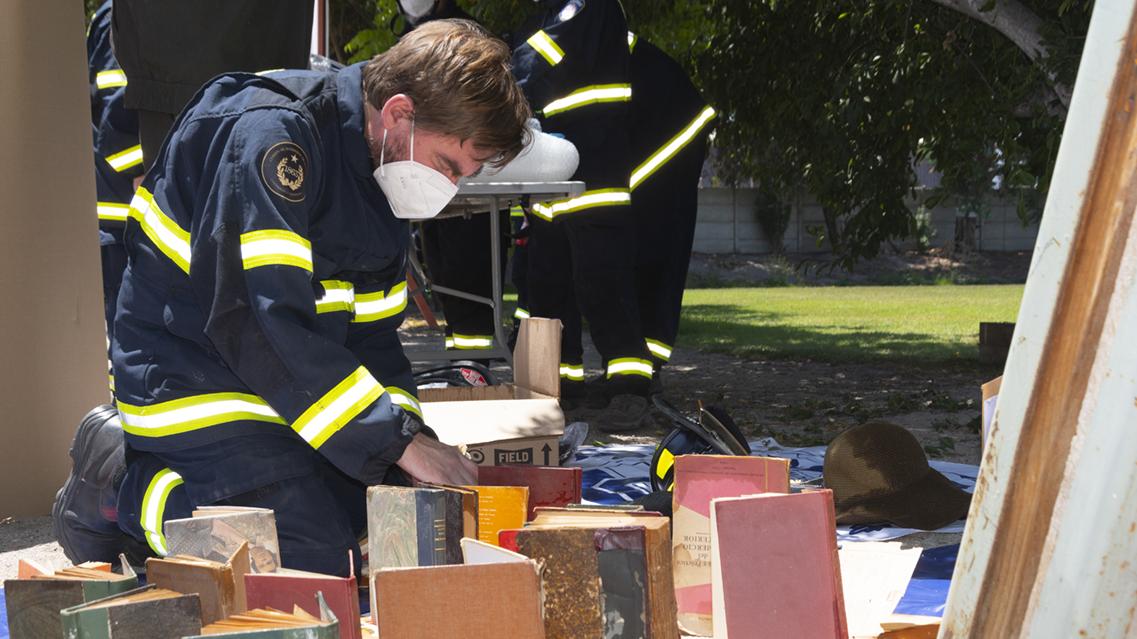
[448,333,494,350]
[645,338,672,362]
[140,468,184,556]
[559,363,584,381]
[606,357,653,379]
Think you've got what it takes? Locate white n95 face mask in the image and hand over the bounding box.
[373,119,459,220]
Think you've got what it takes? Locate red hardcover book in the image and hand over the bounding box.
[671,455,790,636]
[477,465,582,520]
[243,564,361,639]
[711,490,848,639]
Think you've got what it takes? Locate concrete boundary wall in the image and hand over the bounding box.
[694,187,1041,254]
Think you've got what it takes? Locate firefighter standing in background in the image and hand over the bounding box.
[110,0,313,171]
[87,0,142,388]
[626,33,716,389]
[513,0,654,425]
[398,0,510,355]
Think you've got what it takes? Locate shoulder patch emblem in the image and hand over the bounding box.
[261,141,307,202]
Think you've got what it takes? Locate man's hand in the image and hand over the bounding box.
[395,433,478,486]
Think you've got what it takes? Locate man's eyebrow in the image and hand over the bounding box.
[437,153,463,178]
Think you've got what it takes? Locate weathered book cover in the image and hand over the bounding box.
[461,485,528,546]
[365,486,449,571]
[4,560,139,638]
[596,527,649,639]
[527,510,678,639]
[185,591,340,638]
[477,465,582,519]
[166,506,280,574]
[245,567,361,639]
[672,454,790,636]
[710,490,848,639]
[58,584,202,639]
[146,542,249,625]
[502,526,649,639]
[372,562,544,638]
[421,483,480,542]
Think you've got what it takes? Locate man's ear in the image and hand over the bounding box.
[380,94,415,130]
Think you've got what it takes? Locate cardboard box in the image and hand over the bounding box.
[420,318,564,466]
[981,376,1002,452]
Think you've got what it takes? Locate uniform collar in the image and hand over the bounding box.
[337,63,375,179]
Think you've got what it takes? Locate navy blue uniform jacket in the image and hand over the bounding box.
[111,64,422,486]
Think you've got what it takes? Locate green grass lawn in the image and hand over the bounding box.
[679,284,1024,364]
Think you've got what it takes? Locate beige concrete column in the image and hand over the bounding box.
[0,1,111,516]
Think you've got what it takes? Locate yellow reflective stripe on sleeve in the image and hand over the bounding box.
[128,187,191,274]
[387,386,422,420]
[531,188,631,221]
[117,392,285,437]
[645,338,673,361]
[316,280,355,314]
[526,30,565,66]
[292,366,385,449]
[352,281,408,323]
[97,202,130,223]
[630,105,716,191]
[560,363,584,381]
[240,229,313,272]
[450,334,494,350]
[627,31,638,52]
[542,83,632,117]
[510,204,525,219]
[514,307,531,320]
[96,69,128,89]
[106,145,144,172]
[140,467,183,556]
[656,447,675,479]
[606,357,653,379]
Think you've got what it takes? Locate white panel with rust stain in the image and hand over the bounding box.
[939,0,1137,635]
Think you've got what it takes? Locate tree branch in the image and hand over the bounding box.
[928,0,1072,110]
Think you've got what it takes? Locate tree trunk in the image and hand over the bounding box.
[928,0,1072,110]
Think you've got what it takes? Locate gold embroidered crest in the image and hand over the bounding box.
[260,141,308,202]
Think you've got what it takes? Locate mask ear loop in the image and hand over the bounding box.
[379,128,388,177]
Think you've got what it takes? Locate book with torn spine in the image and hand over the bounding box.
[4,557,140,639]
[526,508,678,639]
[165,506,280,574]
[672,454,790,636]
[710,490,848,639]
[244,552,361,639]
[58,584,202,639]
[371,559,545,638]
[185,591,340,638]
[499,525,648,639]
[146,542,250,625]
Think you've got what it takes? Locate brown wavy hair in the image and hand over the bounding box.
[362,19,531,168]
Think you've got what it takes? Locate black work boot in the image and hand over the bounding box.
[52,405,130,564]
[592,376,652,433]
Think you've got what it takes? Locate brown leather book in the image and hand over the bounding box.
[4,559,139,639]
[146,542,250,625]
[372,562,545,639]
[710,490,848,639]
[526,509,678,639]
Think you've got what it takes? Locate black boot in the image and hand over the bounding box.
[52,405,131,564]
